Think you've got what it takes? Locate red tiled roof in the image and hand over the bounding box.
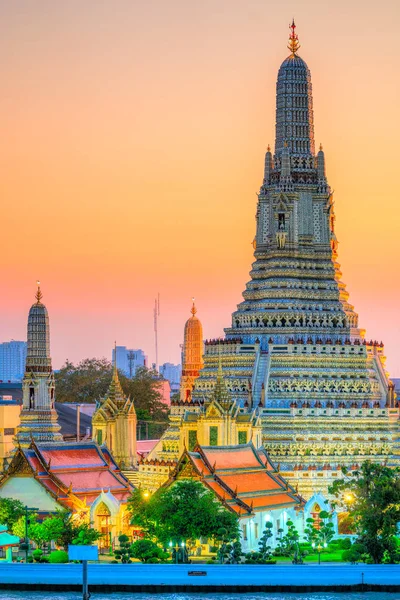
[175,443,302,516]
[17,441,134,509]
[56,469,126,492]
[250,493,296,509]
[137,440,159,457]
[201,445,263,470]
[219,471,282,493]
[39,446,105,469]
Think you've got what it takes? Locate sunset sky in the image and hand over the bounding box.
[1,0,399,376]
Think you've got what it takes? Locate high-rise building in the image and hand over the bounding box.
[15,283,63,446]
[159,362,181,393]
[0,341,27,382]
[191,22,399,499]
[180,300,204,400]
[112,346,147,378]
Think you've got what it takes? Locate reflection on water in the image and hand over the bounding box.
[0,593,398,600]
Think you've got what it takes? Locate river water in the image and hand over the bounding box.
[0,593,397,600]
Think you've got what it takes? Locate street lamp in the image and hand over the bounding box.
[312,540,327,565]
[22,506,39,562]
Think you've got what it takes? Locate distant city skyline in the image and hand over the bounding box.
[0,341,27,382]
[1,2,399,376]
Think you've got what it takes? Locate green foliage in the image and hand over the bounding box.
[130,539,168,563]
[0,498,25,530]
[71,524,101,546]
[129,480,240,550]
[275,520,305,564]
[113,534,133,563]
[329,461,400,563]
[49,550,69,563]
[13,516,27,539]
[54,359,167,424]
[304,510,335,549]
[32,549,43,562]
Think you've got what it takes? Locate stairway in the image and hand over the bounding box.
[121,470,140,487]
[252,352,269,407]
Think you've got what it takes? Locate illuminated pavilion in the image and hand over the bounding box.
[188,22,400,500]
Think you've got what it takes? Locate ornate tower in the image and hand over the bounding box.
[16,283,63,446]
[192,22,399,499]
[92,349,137,469]
[180,300,204,401]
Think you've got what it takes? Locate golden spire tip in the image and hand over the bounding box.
[191,297,197,316]
[35,280,43,304]
[288,18,300,56]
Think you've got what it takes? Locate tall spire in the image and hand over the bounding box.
[180,299,204,401]
[16,285,63,447]
[275,20,315,157]
[287,19,300,56]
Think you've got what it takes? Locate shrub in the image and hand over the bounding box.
[342,543,369,564]
[130,539,168,563]
[32,549,43,563]
[49,550,69,564]
[114,534,133,564]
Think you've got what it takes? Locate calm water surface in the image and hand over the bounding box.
[0,593,398,600]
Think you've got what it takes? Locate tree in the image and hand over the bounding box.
[329,461,400,563]
[54,358,113,404]
[130,539,168,563]
[119,367,168,423]
[244,522,275,564]
[54,359,168,424]
[129,480,240,551]
[113,534,133,563]
[275,519,305,564]
[0,498,25,530]
[304,510,335,547]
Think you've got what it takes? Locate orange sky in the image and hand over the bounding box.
[1,0,399,376]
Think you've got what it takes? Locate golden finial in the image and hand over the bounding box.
[267,144,271,152]
[191,297,197,316]
[287,19,300,56]
[35,280,43,304]
[319,143,323,151]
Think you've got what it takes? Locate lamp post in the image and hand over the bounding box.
[312,540,327,565]
[23,506,39,562]
[181,541,185,564]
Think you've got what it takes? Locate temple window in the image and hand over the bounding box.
[209,426,218,446]
[278,213,285,230]
[97,429,103,445]
[254,522,259,538]
[188,430,197,451]
[242,524,248,541]
[238,430,247,445]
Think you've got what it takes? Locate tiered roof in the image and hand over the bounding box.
[0,440,133,511]
[172,442,303,515]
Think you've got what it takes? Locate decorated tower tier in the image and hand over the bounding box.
[191,22,399,498]
[16,283,63,446]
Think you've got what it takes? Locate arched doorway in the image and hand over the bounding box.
[95,501,112,550]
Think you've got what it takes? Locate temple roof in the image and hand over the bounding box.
[0,440,133,511]
[170,442,303,516]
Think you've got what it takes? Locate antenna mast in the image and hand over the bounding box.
[154,293,160,372]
